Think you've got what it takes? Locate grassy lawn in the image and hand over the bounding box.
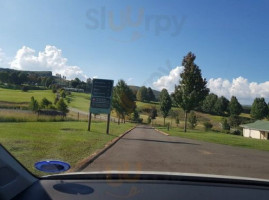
[0,121,134,176]
[0,88,55,103]
[68,92,90,112]
[0,87,91,112]
[156,127,269,152]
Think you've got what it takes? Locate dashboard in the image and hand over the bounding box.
[12,172,269,200]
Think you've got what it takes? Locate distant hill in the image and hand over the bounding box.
[0,68,52,77]
[128,85,161,100]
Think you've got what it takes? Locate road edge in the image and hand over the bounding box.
[70,126,136,172]
[154,128,170,136]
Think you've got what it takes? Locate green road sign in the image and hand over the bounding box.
[90,79,114,114]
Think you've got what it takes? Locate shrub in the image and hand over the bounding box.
[56,98,69,114]
[231,129,242,136]
[29,97,39,112]
[228,115,242,128]
[60,89,66,98]
[131,110,142,123]
[203,122,213,131]
[21,85,29,92]
[175,116,180,127]
[188,111,197,129]
[221,118,230,131]
[40,97,52,109]
[147,116,151,124]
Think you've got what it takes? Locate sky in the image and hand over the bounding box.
[0,0,269,104]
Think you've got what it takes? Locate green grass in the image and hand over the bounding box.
[157,127,269,152]
[0,88,55,103]
[0,121,134,176]
[0,87,91,112]
[68,92,91,112]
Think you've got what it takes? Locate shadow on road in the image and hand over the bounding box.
[135,126,154,129]
[122,138,199,145]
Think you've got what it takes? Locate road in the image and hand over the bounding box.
[83,125,269,179]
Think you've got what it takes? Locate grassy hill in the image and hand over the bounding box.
[0,87,252,131]
[0,87,90,112]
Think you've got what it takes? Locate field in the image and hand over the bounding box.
[0,121,134,176]
[0,88,55,103]
[68,92,90,112]
[157,127,269,152]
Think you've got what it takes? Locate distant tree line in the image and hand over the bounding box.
[135,86,156,102]
[0,69,93,93]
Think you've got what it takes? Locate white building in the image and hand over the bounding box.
[240,120,269,140]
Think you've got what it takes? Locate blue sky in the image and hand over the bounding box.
[0,0,269,104]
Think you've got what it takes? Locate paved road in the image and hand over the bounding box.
[83,125,269,179]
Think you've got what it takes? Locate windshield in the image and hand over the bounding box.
[1,0,269,180]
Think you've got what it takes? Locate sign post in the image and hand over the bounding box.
[88,79,114,134]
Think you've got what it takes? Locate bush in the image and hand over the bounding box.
[188,111,197,129]
[231,129,242,136]
[60,89,66,98]
[21,85,29,92]
[221,118,230,131]
[175,116,180,127]
[56,98,69,114]
[29,97,39,112]
[147,116,151,124]
[203,122,213,131]
[228,115,242,128]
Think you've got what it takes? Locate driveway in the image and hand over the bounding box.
[83,125,269,179]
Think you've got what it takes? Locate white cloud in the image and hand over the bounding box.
[208,77,269,104]
[152,66,183,92]
[9,45,87,80]
[153,66,269,105]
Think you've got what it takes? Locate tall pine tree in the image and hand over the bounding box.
[174,52,209,132]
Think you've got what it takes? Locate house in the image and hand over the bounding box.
[240,120,269,140]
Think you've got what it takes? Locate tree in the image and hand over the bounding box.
[188,111,197,129]
[131,109,141,123]
[160,89,172,125]
[10,72,19,84]
[173,52,209,132]
[70,78,81,88]
[40,97,52,109]
[136,86,148,102]
[201,93,218,114]
[0,71,9,83]
[228,96,243,116]
[250,98,269,120]
[203,122,213,131]
[45,77,54,88]
[112,80,136,124]
[147,87,156,101]
[228,114,241,128]
[149,106,158,121]
[169,109,179,125]
[214,96,229,116]
[29,97,39,112]
[175,116,180,127]
[56,98,69,114]
[221,118,230,132]
[18,72,28,84]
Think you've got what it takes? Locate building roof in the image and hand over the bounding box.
[240,120,269,132]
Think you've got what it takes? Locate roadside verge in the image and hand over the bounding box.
[154,127,170,136]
